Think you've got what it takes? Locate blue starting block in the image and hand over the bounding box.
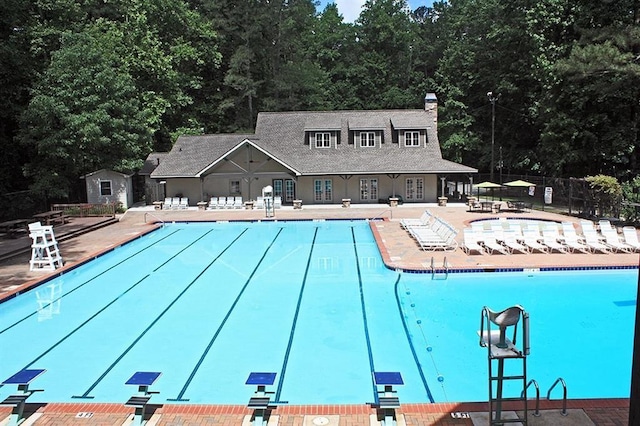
[124,372,161,426]
[373,372,404,426]
[0,369,46,426]
[246,372,276,426]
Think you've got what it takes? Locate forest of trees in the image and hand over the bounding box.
[0,0,638,200]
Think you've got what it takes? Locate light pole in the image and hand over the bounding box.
[487,92,499,182]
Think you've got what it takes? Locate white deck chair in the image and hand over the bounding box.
[583,230,612,253]
[179,198,189,209]
[598,219,615,233]
[207,197,218,210]
[563,232,591,253]
[580,220,598,235]
[561,222,584,242]
[600,228,632,253]
[400,210,434,229]
[217,196,227,209]
[274,196,282,209]
[254,196,264,209]
[502,230,529,254]
[481,231,509,255]
[163,197,172,210]
[462,228,485,255]
[224,196,235,209]
[622,227,640,252]
[541,230,568,253]
[233,196,243,209]
[171,197,180,210]
[521,229,548,253]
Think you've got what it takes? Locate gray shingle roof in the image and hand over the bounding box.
[150,109,477,178]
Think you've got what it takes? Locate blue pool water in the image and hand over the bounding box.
[0,220,636,405]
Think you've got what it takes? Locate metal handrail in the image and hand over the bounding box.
[547,377,568,416]
[521,379,540,416]
[144,212,165,226]
[371,209,393,221]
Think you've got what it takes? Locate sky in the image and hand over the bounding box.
[316,0,434,23]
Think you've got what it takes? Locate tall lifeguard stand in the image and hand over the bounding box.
[28,222,63,271]
[478,305,530,425]
[262,185,274,218]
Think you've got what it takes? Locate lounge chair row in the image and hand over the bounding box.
[207,196,244,209]
[401,210,458,251]
[163,197,189,210]
[463,220,640,255]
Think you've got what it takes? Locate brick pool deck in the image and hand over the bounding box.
[0,202,635,425]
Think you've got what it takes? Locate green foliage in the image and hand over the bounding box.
[621,177,640,223]
[585,174,622,217]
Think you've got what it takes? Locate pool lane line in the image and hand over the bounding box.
[167,227,285,402]
[0,228,208,390]
[0,229,183,336]
[70,228,245,399]
[273,227,319,403]
[393,275,435,403]
[350,227,379,401]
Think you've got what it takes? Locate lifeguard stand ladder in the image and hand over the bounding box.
[479,305,530,425]
[29,223,63,271]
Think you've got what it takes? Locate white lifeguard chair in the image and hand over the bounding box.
[478,305,530,425]
[28,222,63,271]
[262,185,274,218]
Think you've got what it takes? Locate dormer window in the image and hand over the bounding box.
[315,132,331,148]
[359,132,376,147]
[404,131,420,147]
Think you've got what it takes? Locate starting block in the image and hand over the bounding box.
[0,369,45,426]
[124,372,161,426]
[372,372,404,426]
[246,372,276,426]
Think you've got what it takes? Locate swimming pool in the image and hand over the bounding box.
[0,220,636,405]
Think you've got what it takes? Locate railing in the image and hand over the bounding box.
[430,256,449,279]
[51,203,116,217]
[521,379,540,416]
[144,212,165,226]
[547,377,568,416]
[371,209,393,221]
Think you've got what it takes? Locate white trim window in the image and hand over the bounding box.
[359,131,376,148]
[314,179,332,202]
[360,178,378,201]
[405,177,424,200]
[99,180,112,196]
[315,132,331,148]
[404,131,420,147]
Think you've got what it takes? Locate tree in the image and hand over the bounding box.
[19,29,155,198]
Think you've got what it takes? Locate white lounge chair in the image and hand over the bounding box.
[541,230,568,253]
[502,230,529,254]
[178,198,189,209]
[207,197,218,210]
[217,196,227,209]
[255,196,264,209]
[481,232,509,255]
[171,197,180,210]
[583,230,612,253]
[233,196,243,209]
[163,197,173,210]
[274,196,282,209]
[563,232,591,254]
[521,229,548,253]
[622,227,640,252]
[400,210,434,229]
[600,228,633,253]
[462,228,485,255]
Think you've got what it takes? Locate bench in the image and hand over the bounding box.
[0,369,46,426]
[124,372,161,426]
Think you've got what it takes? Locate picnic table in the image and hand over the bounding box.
[32,210,67,226]
[0,219,30,238]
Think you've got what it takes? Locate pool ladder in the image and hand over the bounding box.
[522,377,568,417]
[430,257,449,279]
